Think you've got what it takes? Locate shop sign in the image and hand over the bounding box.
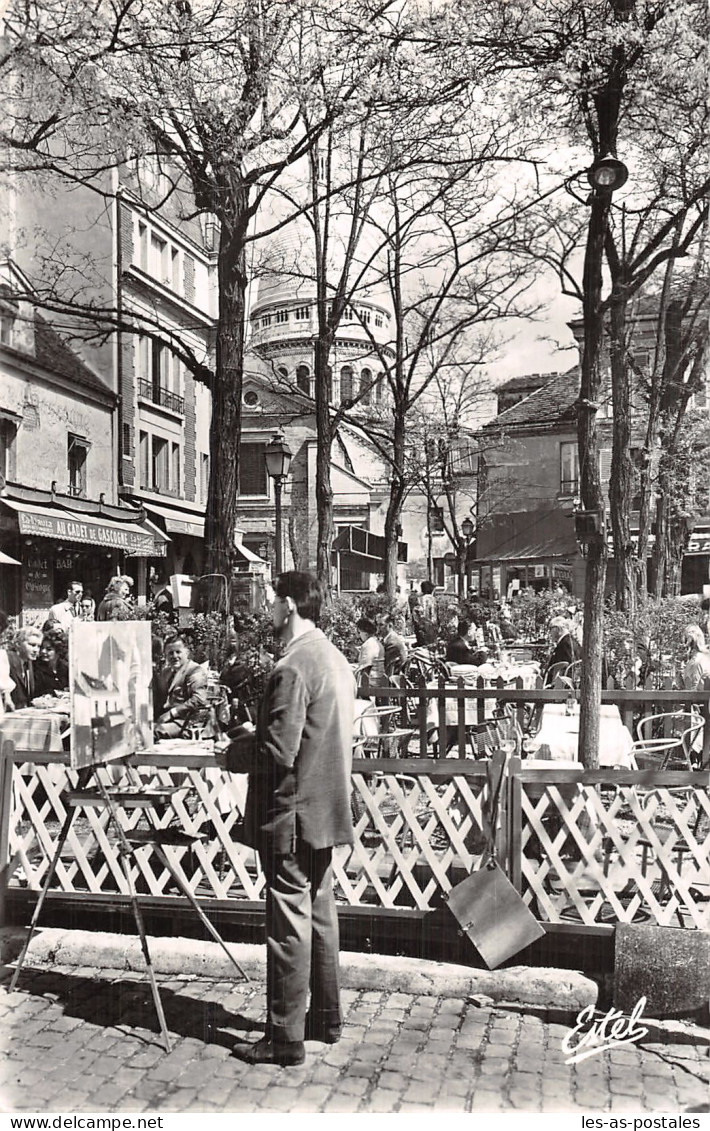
[23,551,53,608]
[17,511,155,555]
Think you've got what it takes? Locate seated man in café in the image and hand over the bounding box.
[154,636,209,738]
[380,615,408,677]
[35,629,69,697]
[7,627,43,709]
[682,624,710,689]
[499,607,517,642]
[446,619,488,666]
[544,616,580,685]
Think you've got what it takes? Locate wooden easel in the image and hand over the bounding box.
[7,756,248,1052]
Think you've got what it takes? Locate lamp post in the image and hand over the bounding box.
[461,516,475,596]
[264,433,292,575]
[577,150,628,770]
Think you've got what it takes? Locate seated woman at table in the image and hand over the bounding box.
[681,625,710,689]
[154,636,209,739]
[356,617,385,677]
[34,629,69,697]
[0,609,15,715]
[446,620,488,666]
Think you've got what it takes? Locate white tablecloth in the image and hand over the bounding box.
[428,662,541,727]
[525,703,635,768]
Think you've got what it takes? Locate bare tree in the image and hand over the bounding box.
[0,0,418,588]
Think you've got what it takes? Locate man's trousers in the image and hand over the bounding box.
[260,843,342,1044]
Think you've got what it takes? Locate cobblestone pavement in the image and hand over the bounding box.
[0,966,707,1114]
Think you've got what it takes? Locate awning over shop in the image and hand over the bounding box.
[234,541,265,564]
[471,537,576,566]
[144,501,204,540]
[1,498,168,558]
[470,510,577,568]
[0,549,21,565]
[333,526,408,570]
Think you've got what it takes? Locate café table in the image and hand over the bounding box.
[430,661,541,726]
[524,702,636,768]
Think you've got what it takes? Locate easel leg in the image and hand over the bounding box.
[8,766,92,992]
[93,773,172,1053]
[152,844,249,982]
[116,849,172,1053]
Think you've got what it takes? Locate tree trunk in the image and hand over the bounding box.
[609,292,636,616]
[577,188,611,771]
[204,198,249,599]
[314,336,334,589]
[383,408,407,594]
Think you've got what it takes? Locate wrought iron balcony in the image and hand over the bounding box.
[138,379,185,414]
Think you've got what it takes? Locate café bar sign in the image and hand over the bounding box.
[17,510,161,556]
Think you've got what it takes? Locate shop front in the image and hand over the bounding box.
[0,486,168,625]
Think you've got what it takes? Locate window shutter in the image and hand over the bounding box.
[239,443,267,495]
[599,448,612,487]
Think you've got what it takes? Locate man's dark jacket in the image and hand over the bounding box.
[226,628,356,853]
[7,650,35,708]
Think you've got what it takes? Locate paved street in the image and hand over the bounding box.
[0,965,707,1115]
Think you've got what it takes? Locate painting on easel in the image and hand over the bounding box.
[69,621,153,768]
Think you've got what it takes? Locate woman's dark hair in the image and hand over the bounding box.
[420,580,434,595]
[274,571,323,624]
[41,628,68,662]
[357,616,377,636]
[457,619,471,638]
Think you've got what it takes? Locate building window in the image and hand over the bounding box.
[200,452,209,503]
[276,366,288,379]
[560,441,579,496]
[375,312,383,327]
[0,417,17,481]
[67,433,89,497]
[238,442,268,497]
[0,310,15,346]
[261,314,272,327]
[170,247,181,292]
[360,367,372,406]
[139,431,149,488]
[243,388,260,406]
[137,222,148,271]
[171,443,181,493]
[340,365,354,404]
[293,306,310,321]
[343,306,355,322]
[152,436,169,492]
[296,364,311,396]
[150,233,168,280]
[359,308,371,325]
[275,310,289,324]
[122,422,132,458]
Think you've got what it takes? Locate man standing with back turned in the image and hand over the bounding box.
[216,571,355,1066]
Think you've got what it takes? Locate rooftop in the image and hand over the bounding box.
[485,366,580,429]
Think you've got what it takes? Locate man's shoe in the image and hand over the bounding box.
[304,1015,342,1044]
[232,1037,305,1066]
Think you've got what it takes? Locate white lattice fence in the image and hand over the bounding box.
[518,770,710,929]
[5,757,490,912]
[6,760,265,902]
[335,767,489,909]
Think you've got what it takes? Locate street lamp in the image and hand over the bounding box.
[264,432,292,575]
[586,154,628,194]
[460,516,475,595]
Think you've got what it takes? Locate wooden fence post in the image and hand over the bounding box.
[506,755,522,891]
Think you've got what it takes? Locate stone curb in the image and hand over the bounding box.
[0,927,597,1011]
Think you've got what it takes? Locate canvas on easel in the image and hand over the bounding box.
[69,620,153,768]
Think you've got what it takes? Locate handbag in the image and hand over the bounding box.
[444,749,545,968]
